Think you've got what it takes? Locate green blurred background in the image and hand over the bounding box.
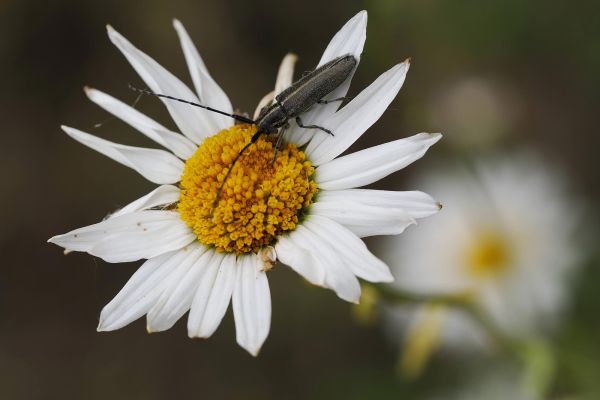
[1,0,599,399]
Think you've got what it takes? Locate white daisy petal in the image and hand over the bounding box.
[275,234,325,285]
[232,255,271,356]
[287,10,367,138]
[97,249,189,331]
[146,245,209,332]
[304,215,393,282]
[285,120,312,147]
[253,54,298,120]
[292,226,361,303]
[84,87,197,159]
[318,10,367,66]
[110,185,180,219]
[306,61,410,165]
[316,132,442,190]
[187,253,236,338]
[173,19,233,131]
[316,189,441,220]
[89,218,196,263]
[254,91,274,120]
[49,210,186,253]
[107,25,218,142]
[61,126,184,185]
[311,200,415,237]
[274,53,298,97]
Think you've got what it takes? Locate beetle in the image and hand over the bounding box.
[130,54,357,207]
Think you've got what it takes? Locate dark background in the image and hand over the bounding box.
[2,0,599,399]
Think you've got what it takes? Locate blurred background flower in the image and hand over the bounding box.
[378,153,581,390]
[2,0,599,399]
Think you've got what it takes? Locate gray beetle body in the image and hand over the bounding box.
[254,54,357,136]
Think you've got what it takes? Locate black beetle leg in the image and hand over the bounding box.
[317,96,348,104]
[295,116,334,136]
[271,123,289,166]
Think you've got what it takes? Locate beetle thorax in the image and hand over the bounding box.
[256,103,288,134]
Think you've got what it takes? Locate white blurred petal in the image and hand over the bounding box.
[306,61,410,165]
[61,126,184,185]
[232,255,271,356]
[107,25,219,142]
[173,19,233,130]
[316,132,442,190]
[85,87,197,159]
[187,253,236,338]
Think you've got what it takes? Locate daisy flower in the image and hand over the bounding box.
[49,11,442,356]
[381,153,579,357]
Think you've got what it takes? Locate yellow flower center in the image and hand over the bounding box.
[179,124,318,254]
[466,232,511,278]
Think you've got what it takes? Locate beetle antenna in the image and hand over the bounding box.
[128,84,255,124]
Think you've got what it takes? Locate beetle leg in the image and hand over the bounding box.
[295,116,334,136]
[317,96,348,104]
[271,124,289,166]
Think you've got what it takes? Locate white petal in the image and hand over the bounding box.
[285,119,313,147]
[173,19,233,131]
[232,255,271,356]
[306,61,410,165]
[316,132,442,190]
[61,126,184,185]
[49,210,187,253]
[318,11,367,66]
[84,87,197,159]
[304,215,393,282]
[311,200,415,237]
[110,185,180,218]
[97,249,189,331]
[275,234,325,285]
[187,253,236,338]
[253,54,298,120]
[291,225,361,303]
[89,217,195,263]
[107,25,219,142]
[286,11,367,139]
[146,245,209,332]
[274,53,298,97]
[253,91,275,120]
[316,189,441,219]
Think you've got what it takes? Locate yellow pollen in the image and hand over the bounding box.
[179,124,318,254]
[466,232,511,278]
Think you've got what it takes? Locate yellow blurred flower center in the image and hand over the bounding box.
[179,124,318,254]
[466,232,511,278]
